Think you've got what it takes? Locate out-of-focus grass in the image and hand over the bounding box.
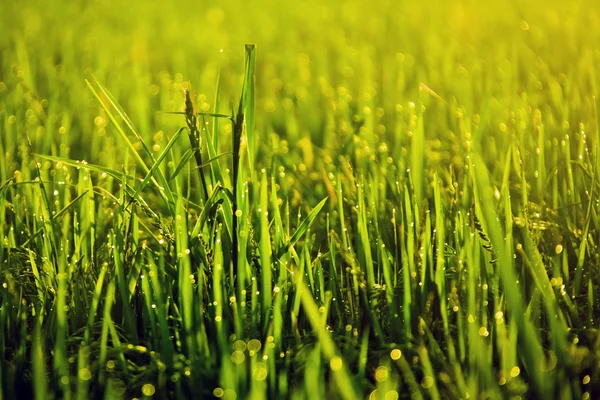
[2,0,600,399]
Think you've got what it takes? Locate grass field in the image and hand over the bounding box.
[2,0,600,398]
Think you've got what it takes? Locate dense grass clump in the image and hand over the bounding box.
[2,0,600,398]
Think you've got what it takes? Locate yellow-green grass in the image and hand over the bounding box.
[1,0,600,398]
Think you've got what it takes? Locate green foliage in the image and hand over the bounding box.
[2,1,600,399]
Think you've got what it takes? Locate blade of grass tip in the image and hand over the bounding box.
[295,271,358,400]
[242,44,256,171]
[231,45,255,290]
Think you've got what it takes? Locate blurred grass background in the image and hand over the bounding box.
[3,0,599,172]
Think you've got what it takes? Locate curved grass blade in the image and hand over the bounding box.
[190,183,234,239]
[191,152,231,171]
[35,154,164,220]
[130,127,185,203]
[22,190,89,246]
[276,197,328,259]
[168,148,197,183]
[85,79,175,213]
[91,76,154,157]
[35,154,135,182]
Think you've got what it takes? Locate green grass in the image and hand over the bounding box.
[2,0,600,398]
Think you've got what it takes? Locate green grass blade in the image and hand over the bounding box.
[130,127,185,202]
[242,44,256,170]
[276,197,328,259]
